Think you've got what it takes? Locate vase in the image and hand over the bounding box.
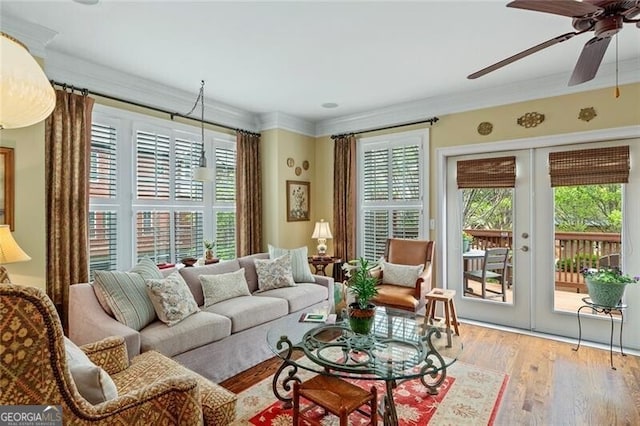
[585,277,627,307]
[205,249,214,260]
[348,302,376,334]
[463,239,470,253]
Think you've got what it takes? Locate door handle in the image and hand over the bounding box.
[519,245,529,252]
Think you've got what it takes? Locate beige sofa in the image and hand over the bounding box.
[70,253,334,383]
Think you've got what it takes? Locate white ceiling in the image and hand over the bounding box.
[2,0,640,126]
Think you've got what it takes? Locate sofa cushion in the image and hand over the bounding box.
[254,254,296,292]
[204,296,288,333]
[381,260,424,288]
[93,270,157,331]
[254,283,329,313]
[268,244,315,283]
[200,268,251,307]
[139,311,231,357]
[145,271,200,326]
[237,253,269,293]
[64,337,118,405]
[179,260,241,306]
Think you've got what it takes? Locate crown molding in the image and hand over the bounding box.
[0,13,58,58]
[315,57,640,137]
[258,112,316,137]
[45,50,260,132]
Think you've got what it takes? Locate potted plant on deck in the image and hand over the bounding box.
[462,231,473,253]
[342,257,379,334]
[581,267,639,307]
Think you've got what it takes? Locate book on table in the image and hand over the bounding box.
[299,312,328,323]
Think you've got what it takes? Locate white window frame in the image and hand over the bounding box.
[356,128,430,259]
[89,104,236,272]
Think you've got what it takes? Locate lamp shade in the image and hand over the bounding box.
[0,225,31,264]
[0,32,56,129]
[193,166,215,182]
[311,220,333,239]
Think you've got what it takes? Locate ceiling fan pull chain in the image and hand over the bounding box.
[615,34,620,98]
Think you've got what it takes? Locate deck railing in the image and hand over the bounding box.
[464,229,621,293]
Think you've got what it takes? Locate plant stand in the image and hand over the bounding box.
[573,297,627,370]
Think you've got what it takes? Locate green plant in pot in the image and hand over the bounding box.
[342,257,379,334]
[462,231,473,253]
[581,267,639,307]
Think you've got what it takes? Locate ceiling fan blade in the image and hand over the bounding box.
[468,32,579,79]
[507,0,603,18]
[568,36,612,86]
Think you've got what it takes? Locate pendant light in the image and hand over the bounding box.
[192,80,214,181]
[0,32,56,129]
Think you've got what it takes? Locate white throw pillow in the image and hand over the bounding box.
[145,271,200,326]
[382,261,425,288]
[268,244,315,283]
[64,337,118,405]
[254,254,296,292]
[200,268,252,307]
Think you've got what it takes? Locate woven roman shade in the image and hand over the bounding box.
[457,156,516,188]
[549,146,629,187]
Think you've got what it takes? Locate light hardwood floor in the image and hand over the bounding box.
[220,322,640,425]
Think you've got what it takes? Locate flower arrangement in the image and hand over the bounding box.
[462,231,473,242]
[342,257,379,309]
[581,267,639,284]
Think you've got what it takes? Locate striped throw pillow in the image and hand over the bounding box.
[268,244,315,283]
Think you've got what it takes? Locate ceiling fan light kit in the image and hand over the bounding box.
[468,0,640,86]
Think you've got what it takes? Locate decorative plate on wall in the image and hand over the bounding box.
[295,166,302,176]
[302,160,309,170]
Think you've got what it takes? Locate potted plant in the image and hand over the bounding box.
[203,239,215,260]
[581,267,639,307]
[342,257,379,334]
[462,231,473,253]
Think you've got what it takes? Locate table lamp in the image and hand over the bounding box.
[0,225,31,283]
[311,219,332,256]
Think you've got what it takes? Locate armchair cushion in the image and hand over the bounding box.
[145,270,200,326]
[381,260,424,288]
[64,337,118,404]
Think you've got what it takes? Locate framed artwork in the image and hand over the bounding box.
[0,147,14,230]
[286,180,310,222]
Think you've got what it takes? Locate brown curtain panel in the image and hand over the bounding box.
[549,145,630,187]
[457,156,516,188]
[236,131,262,256]
[45,90,94,332]
[333,134,357,280]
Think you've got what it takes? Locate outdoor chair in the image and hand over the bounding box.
[463,247,510,301]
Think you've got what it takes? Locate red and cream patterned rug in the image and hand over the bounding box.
[231,358,508,425]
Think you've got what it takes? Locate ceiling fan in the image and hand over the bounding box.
[468,0,640,86]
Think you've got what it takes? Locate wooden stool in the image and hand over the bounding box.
[425,288,460,347]
[293,375,377,426]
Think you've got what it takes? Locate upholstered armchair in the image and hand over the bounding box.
[371,238,435,313]
[0,284,236,425]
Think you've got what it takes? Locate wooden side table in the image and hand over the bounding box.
[307,256,340,276]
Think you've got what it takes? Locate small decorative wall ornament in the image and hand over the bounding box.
[517,112,545,128]
[302,160,309,170]
[286,157,294,167]
[578,107,597,122]
[477,122,493,136]
[295,166,302,176]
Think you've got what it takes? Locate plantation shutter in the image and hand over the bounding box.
[89,122,118,278]
[457,156,516,188]
[135,211,171,263]
[363,210,389,260]
[215,211,236,260]
[549,146,630,187]
[174,136,203,201]
[174,211,203,260]
[363,149,389,201]
[215,147,236,203]
[136,130,171,199]
[391,145,420,200]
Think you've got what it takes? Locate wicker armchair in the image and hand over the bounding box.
[0,284,235,425]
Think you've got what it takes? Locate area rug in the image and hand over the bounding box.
[230,358,508,425]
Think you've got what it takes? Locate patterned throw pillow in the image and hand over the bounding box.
[268,244,315,283]
[145,271,200,327]
[64,337,118,405]
[381,261,425,288]
[254,254,296,292]
[200,268,252,307]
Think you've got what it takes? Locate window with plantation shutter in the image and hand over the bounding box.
[212,143,237,259]
[88,211,117,279]
[358,130,428,261]
[175,136,204,201]
[175,211,203,260]
[136,211,171,263]
[90,122,117,198]
[136,130,171,199]
[215,146,236,203]
[215,211,236,259]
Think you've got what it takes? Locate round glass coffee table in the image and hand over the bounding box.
[266,307,462,426]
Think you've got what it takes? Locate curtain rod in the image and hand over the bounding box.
[49,80,261,137]
[330,116,439,139]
